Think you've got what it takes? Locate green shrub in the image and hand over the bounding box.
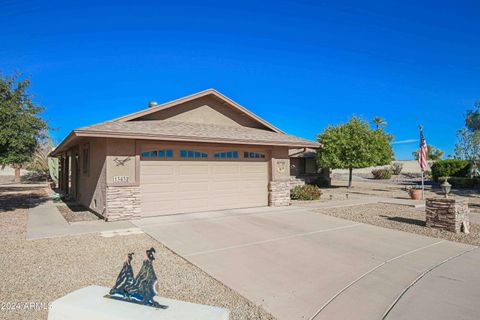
[290,185,322,200]
[371,168,392,179]
[391,162,403,175]
[431,160,469,182]
[438,177,480,189]
[312,176,331,188]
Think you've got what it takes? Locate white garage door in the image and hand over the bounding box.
[140,160,269,217]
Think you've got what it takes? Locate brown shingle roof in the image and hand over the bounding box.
[75,120,319,147]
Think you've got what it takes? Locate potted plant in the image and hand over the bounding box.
[406,185,422,200]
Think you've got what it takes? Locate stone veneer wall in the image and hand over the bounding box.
[425,198,470,233]
[269,181,291,206]
[106,186,141,221]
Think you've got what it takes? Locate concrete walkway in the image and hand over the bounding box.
[385,248,480,320]
[27,201,136,240]
[133,205,478,320]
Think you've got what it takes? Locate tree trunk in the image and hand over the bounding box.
[14,166,21,183]
[348,167,353,188]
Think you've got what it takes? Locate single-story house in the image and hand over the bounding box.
[51,89,320,221]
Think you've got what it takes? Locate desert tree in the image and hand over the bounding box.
[0,73,48,182]
[317,116,393,188]
[412,144,444,161]
[372,116,387,130]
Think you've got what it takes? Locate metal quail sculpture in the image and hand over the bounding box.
[105,248,167,309]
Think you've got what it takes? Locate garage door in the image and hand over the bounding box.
[140,160,269,217]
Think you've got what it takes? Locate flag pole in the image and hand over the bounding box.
[419,124,425,200]
[421,170,424,200]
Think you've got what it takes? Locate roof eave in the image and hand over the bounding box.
[49,131,78,157]
[74,129,320,148]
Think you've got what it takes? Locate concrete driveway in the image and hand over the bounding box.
[133,206,479,320]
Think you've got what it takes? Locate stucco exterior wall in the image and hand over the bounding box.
[269,147,291,206]
[136,96,271,130]
[105,138,140,220]
[77,138,107,216]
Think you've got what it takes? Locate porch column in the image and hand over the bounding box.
[268,147,291,206]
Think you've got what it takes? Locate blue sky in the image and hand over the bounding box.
[1,0,479,159]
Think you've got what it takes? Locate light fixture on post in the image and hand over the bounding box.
[440,177,452,198]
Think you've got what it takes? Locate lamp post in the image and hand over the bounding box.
[440,178,452,198]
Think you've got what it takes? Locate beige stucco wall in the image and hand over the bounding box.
[271,147,290,181]
[106,138,138,185]
[76,137,107,216]
[136,95,271,130]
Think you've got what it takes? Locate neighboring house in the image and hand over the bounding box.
[51,89,319,221]
[289,148,330,187]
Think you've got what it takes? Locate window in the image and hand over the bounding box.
[213,151,239,159]
[82,144,90,175]
[141,149,174,158]
[180,149,208,159]
[244,151,265,159]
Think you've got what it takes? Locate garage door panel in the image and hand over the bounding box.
[140,160,268,217]
[179,165,210,175]
[178,181,210,191]
[140,165,175,175]
[211,181,241,191]
[213,165,240,175]
[141,185,176,195]
[240,164,267,174]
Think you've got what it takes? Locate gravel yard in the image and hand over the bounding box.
[321,179,480,212]
[315,203,480,246]
[0,185,275,320]
[56,203,101,223]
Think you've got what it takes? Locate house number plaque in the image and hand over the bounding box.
[113,176,129,183]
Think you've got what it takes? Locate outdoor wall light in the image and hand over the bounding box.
[441,179,452,198]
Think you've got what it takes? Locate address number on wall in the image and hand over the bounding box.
[113,176,129,183]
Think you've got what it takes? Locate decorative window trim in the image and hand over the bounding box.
[243,151,266,159]
[213,151,239,159]
[180,149,208,159]
[141,149,174,159]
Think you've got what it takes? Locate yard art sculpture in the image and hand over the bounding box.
[105,248,168,309]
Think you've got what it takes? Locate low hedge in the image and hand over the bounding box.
[290,185,322,200]
[391,162,403,175]
[431,159,469,182]
[312,176,331,188]
[438,177,480,189]
[371,168,392,179]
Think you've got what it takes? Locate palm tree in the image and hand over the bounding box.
[372,117,387,130]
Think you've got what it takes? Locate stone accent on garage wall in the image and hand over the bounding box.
[269,181,291,206]
[106,186,141,221]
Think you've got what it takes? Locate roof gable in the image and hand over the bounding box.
[111,89,284,133]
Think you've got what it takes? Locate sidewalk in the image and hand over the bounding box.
[26,200,137,240]
[293,195,425,210]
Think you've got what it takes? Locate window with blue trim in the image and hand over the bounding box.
[244,151,265,159]
[180,149,208,159]
[213,151,239,159]
[141,149,174,158]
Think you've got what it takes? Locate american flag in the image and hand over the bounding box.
[418,127,428,171]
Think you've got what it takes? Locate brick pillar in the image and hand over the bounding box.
[106,186,141,221]
[425,198,470,233]
[268,181,291,207]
